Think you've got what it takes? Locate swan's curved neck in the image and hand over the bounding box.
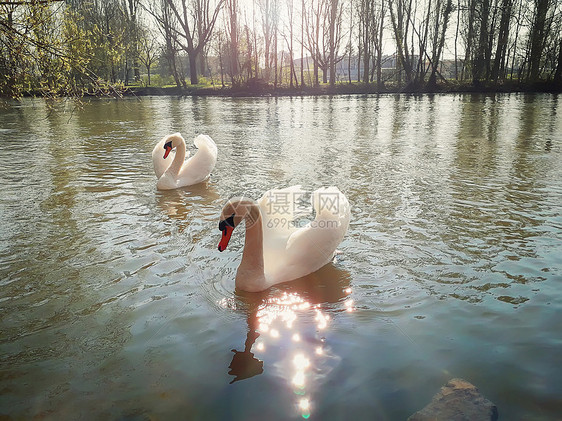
[168,137,186,175]
[236,203,266,291]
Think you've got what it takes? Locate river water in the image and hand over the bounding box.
[1,94,561,420]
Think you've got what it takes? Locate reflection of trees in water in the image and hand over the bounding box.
[437,94,556,305]
[1,101,108,358]
[226,264,352,418]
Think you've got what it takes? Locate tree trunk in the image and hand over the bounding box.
[274,30,278,87]
[462,0,477,81]
[427,0,452,89]
[389,0,414,84]
[376,0,385,88]
[360,0,371,83]
[328,0,338,87]
[189,53,199,84]
[314,59,319,86]
[529,0,549,82]
[228,0,239,85]
[473,0,490,84]
[301,0,305,86]
[491,0,512,82]
[554,39,562,85]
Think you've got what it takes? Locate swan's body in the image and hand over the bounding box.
[152,133,217,190]
[218,186,350,292]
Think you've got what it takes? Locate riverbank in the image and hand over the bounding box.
[6,79,560,100]
[121,79,562,98]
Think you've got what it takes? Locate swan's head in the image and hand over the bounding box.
[218,199,260,252]
[162,133,183,159]
[218,213,236,252]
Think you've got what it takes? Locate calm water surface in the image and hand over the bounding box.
[1,94,561,420]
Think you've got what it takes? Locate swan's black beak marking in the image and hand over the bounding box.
[163,140,173,159]
[218,214,236,252]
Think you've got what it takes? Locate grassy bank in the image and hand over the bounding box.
[122,79,562,98]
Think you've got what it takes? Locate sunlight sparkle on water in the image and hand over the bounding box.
[314,309,330,329]
[292,353,311,388]
[299,398,311,419]
[251,292,330,420]
[292,371,306,388]
[293,353,311,370]
[259,323,269,332]
[257,292,308,333]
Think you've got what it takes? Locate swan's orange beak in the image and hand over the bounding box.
[163,145,172,159]
[218,225,234,252]
[218,214,236,252]
[163,140,173,159]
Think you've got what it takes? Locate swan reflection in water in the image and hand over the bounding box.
[224,263,353,418]
[156,182,219,232]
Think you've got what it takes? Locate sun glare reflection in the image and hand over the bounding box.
[292,370,306,388]
[299,398,311,419]
[293,353,311,370]
[314,308,330,329]
[248,291,341,418]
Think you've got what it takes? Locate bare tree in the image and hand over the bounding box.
[388,0,415,86]
[284,0,299,88]
[373,0,386,87]
[303,0,329,85]
[301,0,305,86]
[472,0,491,83]
[138,24,160,85]
[224,0,241,84]
[490,0,512,82]
[528,0,552,82]
[256,0,279,82]
[149,0,224,85]
[154,0,183,87]
[357,0,372,83]
[427,0,453,88]
[122,0,141,84]
[327,0,345,86]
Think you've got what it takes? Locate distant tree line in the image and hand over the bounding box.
[1,0,561,97]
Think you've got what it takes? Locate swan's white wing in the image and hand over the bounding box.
[152,136,175,179]
[310,186,351,225]
[259,185,307,281]
[258,185,308,237]
[264,186,350,284]
[177,134,217,186]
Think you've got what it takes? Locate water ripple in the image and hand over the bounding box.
[1,95,561,420]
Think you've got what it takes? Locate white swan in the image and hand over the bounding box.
[152,132,217,190]
[218,185,350,292]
